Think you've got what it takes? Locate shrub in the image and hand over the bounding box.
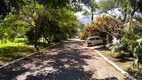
[25,28,41,43]
[134,45,142,68]
[79,31,89,40]
[53,33,68,42]
[109,38,138,57]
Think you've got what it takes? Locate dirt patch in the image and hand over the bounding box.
[0,57,6,66]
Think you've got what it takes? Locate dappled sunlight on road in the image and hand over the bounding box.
[0,39,125,80]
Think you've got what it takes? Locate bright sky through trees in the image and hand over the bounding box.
[75,3,122,25]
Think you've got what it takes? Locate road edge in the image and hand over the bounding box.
[0,42,60,69]
[94,50,136,80]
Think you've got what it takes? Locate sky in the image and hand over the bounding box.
[74,2,122,25]
[74,4,91,25]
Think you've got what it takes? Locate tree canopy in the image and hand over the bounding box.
[0,0,82,50]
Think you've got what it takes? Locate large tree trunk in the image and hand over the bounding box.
[34,21,39,51]
[43,34,50,44]
[91,13,94,21]
[123,8,128,23]
[123,12,127,23]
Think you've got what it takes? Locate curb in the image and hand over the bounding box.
[0,42,60,69]
[94,50,136,80]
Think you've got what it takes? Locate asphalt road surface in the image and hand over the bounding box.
[0,39,125,80]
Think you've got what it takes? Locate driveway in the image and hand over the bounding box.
[0,39,125,80]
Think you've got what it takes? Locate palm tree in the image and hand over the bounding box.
[82,0,98,21]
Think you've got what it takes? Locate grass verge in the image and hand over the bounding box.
[0,38,55,64]
[101,49,142,79]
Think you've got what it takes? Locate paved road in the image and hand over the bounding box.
[0,39,125,80]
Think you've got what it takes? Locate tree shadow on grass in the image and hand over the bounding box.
[0,46,35,62]
[26,42,55,49]
[113,57,134,63]
[93,45,109,51]
[14,39,28,43]
[0,42,56,62]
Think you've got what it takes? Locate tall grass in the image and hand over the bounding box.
[0,38,35,62]
[0,38,54,62]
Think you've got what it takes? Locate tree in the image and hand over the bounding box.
[0,0,25,19]
[36,0,70,8]
[98,0,116,11]
[18,0,81,50]
[0,14,29,42]
[0,0,81,50]
[0,0,8,18]
[129,0,142,16]
[82,0,99,21]
[85,15,123,42]
[88,1,98,21]
[114,0,142,22]
[97,0,142,22]
[133,16,142,39]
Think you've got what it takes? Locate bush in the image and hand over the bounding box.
[25,28,41,43]
[109,38,138,57]
[26,28,34,42]
[53,33,68,42]
[79,31,90,40]
[134,45,142,63]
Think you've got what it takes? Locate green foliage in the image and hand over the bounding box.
[134,45,142,61]
[36,0,70,8]
[134,16,142,39]
[0,0,26,19]
[0,0,81,50]
[83,15,122,42]
[0,38,34,62]
[79,31,89,40]
[134,45,142,68]
[107,50,127,58]
[0,14,29,42]
[26,28,38,43]
[0,46,34,62]
[98,0,116,11]
[109,16,142,59]
[49,7,81,38]
[129,0,142,15]
[70,2,83,12]
[82,1,98,21]
[53,33,69,42]
[79,25,91,40]
[0,0,8,18]
[24,6,81,43]
[0,38,56,62]
[111,38,138,52]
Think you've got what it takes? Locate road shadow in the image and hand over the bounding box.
[0,45,94,80]
[93,76,119,80]
[0,66,29,80]
[25,49,94,80]
[50,40,84,49]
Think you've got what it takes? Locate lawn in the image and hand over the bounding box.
[0,38,54,64]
